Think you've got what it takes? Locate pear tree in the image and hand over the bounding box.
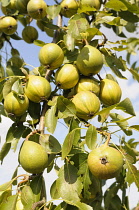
[0,0,139,209]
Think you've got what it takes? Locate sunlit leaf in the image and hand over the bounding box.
[62,128,80,159]
[0,142,11,163]
[57,96,76,118]
[46,5,61,19]
[85,125,97,150]
[40,134,61,154]
[45,105,58,134]
[129,125,139,131]
[106,0,127,11]
[110,113,132,136]
[0,194,18,210]
[116,98,136,116]
[56,164,83,202]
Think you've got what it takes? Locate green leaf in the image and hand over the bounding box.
[105,0,127,11]
[0,180,14,192]
[64,32,75,51]
[2,77,18,98]
[72,201,93,210]
[125,164,139,189]
[6,123,25,151]
[85,125,97,150]
[57,96,76,119]
[28,100,41,120]
[116,98,136,116]
[56,163,83,202]
[62,128,80,159]
[33,40,46,47]
[128,68,139,82]
[67,14,89,40]
[45,105,58,134]
[50,180,60,199]
[11,79,24,94]
[0,194,18,210]
[129,125,139,131]
[30,174,43,203]
[110,113,132,136]
[46,5,61,20]
[40,134,61,154]
[120,0,139,14]
[21,185,34,207]
[0,142,11,163]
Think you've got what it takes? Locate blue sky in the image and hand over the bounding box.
[0,0,139,208]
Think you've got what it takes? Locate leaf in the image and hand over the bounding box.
[56,164,83,202]
[2,77,18,98]
[0,142,11,163]
[33,40,46,47]
[40,134,61,154]
[128,68,139,82]
[46,5,61,20]
[125,164,139,189]
[62,128,80,159]
[72,201,93,210]
[85,125,97,150]
[105,0,127,11]
[50,180,60,199]
[45,105,58,134]
[30,174,43,203]
[129,125,139,131]
[6,123,26,151]
[21,185,34,207]
[64,32,75,51]
[0,180,14,192]
[0,194,18,210]
[110,113,132,136]
[116,98,136,116]
[67,14,89,40]
[57,96,76,119]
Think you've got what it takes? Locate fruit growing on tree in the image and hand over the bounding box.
[27,0,47,19]
[22,26,38,44]
[16,0,30,14]
[75,77,100,96]
[1,0,17,15]
[24,75,51,103]
[0,16,17,35]
[80,0,101,10]
[76,45,103,76]
[99,78,122,106]
[4,91,29,117]
[60,0,79,18]
[38,43,64,70]
[88,142,124,179]
[19,141,48,174]
[72,90,100,120]
[55,64,79,89]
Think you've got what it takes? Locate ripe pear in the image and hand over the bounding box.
[60,0,79,18]
[99,79,122,106]
[88,144,124,179]
[72,90,100,120]
[55,64,79,89]
[0,16,17,35]
[19,141,48,174]
[76,45,103,76]
[38,43,64,70]
[75,77,100,96]
[27,0,47,19]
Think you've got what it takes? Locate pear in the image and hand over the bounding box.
[19,141,48,174]
[88,144,124,179]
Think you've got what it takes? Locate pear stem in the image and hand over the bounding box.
[97,130,111,146]
[25,129,40,141]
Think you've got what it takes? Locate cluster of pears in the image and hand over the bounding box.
[0,0,102,38]
[3,41,122,122]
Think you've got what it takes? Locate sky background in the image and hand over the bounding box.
[0,0,139,208]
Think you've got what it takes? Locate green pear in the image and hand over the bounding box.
[19,141,48,174]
